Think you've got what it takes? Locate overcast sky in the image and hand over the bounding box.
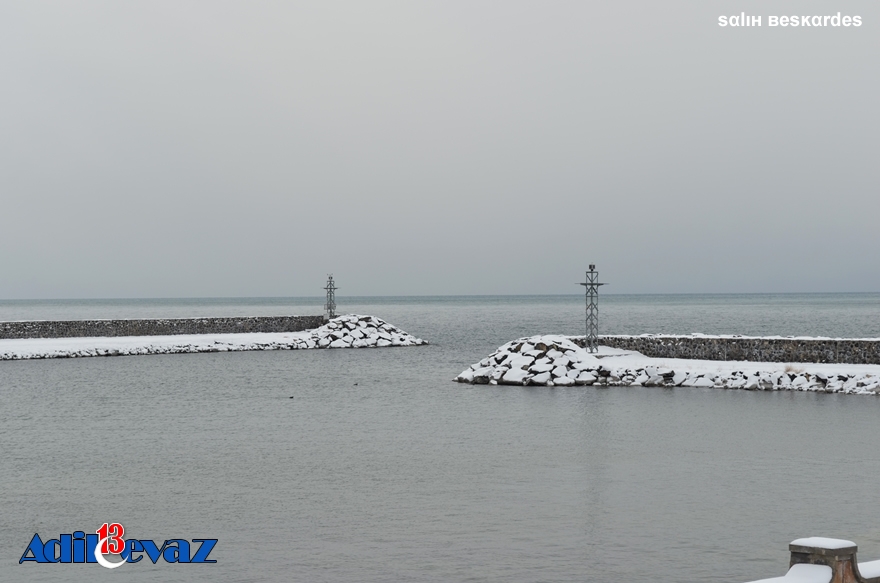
[1,1,877,298]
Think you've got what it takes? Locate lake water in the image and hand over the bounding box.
[3,294,880,582]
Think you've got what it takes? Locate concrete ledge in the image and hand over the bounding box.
[0,316,326,339]
[747,537,880,583]
[574,336,880,365]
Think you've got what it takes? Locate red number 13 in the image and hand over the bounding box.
[97,523,125,554]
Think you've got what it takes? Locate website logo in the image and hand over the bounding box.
[20,523,217,568]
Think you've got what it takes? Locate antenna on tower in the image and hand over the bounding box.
[324,275,338,320]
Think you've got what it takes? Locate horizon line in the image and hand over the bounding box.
[2,291,879,302]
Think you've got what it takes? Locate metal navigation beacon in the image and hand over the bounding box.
[578,265,606,353]
[324,275,338,320]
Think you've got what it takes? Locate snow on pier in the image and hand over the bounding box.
[0,315,426,361]
[455,335,880,396]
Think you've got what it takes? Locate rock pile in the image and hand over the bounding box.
[454,335,880,395]
[301,314,426,349]
[455,336,600,386]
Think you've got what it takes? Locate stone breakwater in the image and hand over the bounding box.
[0,315,426,361]
[454,335,880,395]
[0,315,326,339]
[586,334,880,365]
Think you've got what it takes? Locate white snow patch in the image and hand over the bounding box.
[859,560,880,579]
[790,537,856,550]
[746,563,831,583]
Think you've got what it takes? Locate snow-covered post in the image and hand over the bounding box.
[744,538,866,583]
[787,538,859,583]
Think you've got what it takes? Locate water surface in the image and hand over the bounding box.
[2,294,880,582]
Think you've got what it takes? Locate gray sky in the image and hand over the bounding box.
[1,1,877,298]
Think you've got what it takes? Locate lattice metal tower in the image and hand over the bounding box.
[578,264,606,353]
[324,274,338,320]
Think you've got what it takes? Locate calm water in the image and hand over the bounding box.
[2,294,880,582]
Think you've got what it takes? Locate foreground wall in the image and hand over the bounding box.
[579,335,880,365]
[0,316,326,339]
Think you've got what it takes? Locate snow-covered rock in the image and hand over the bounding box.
[454,335,599,387]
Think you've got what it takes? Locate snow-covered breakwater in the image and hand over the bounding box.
[588,334,880,365]
[0,315,325,339]
[455,335,880,395]
[0,315,426,361]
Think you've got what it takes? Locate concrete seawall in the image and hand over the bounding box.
[0,316,326,339]
[578,335,880,365]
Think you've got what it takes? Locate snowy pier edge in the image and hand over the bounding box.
[0,315,426,361]
[454,335,880,396]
